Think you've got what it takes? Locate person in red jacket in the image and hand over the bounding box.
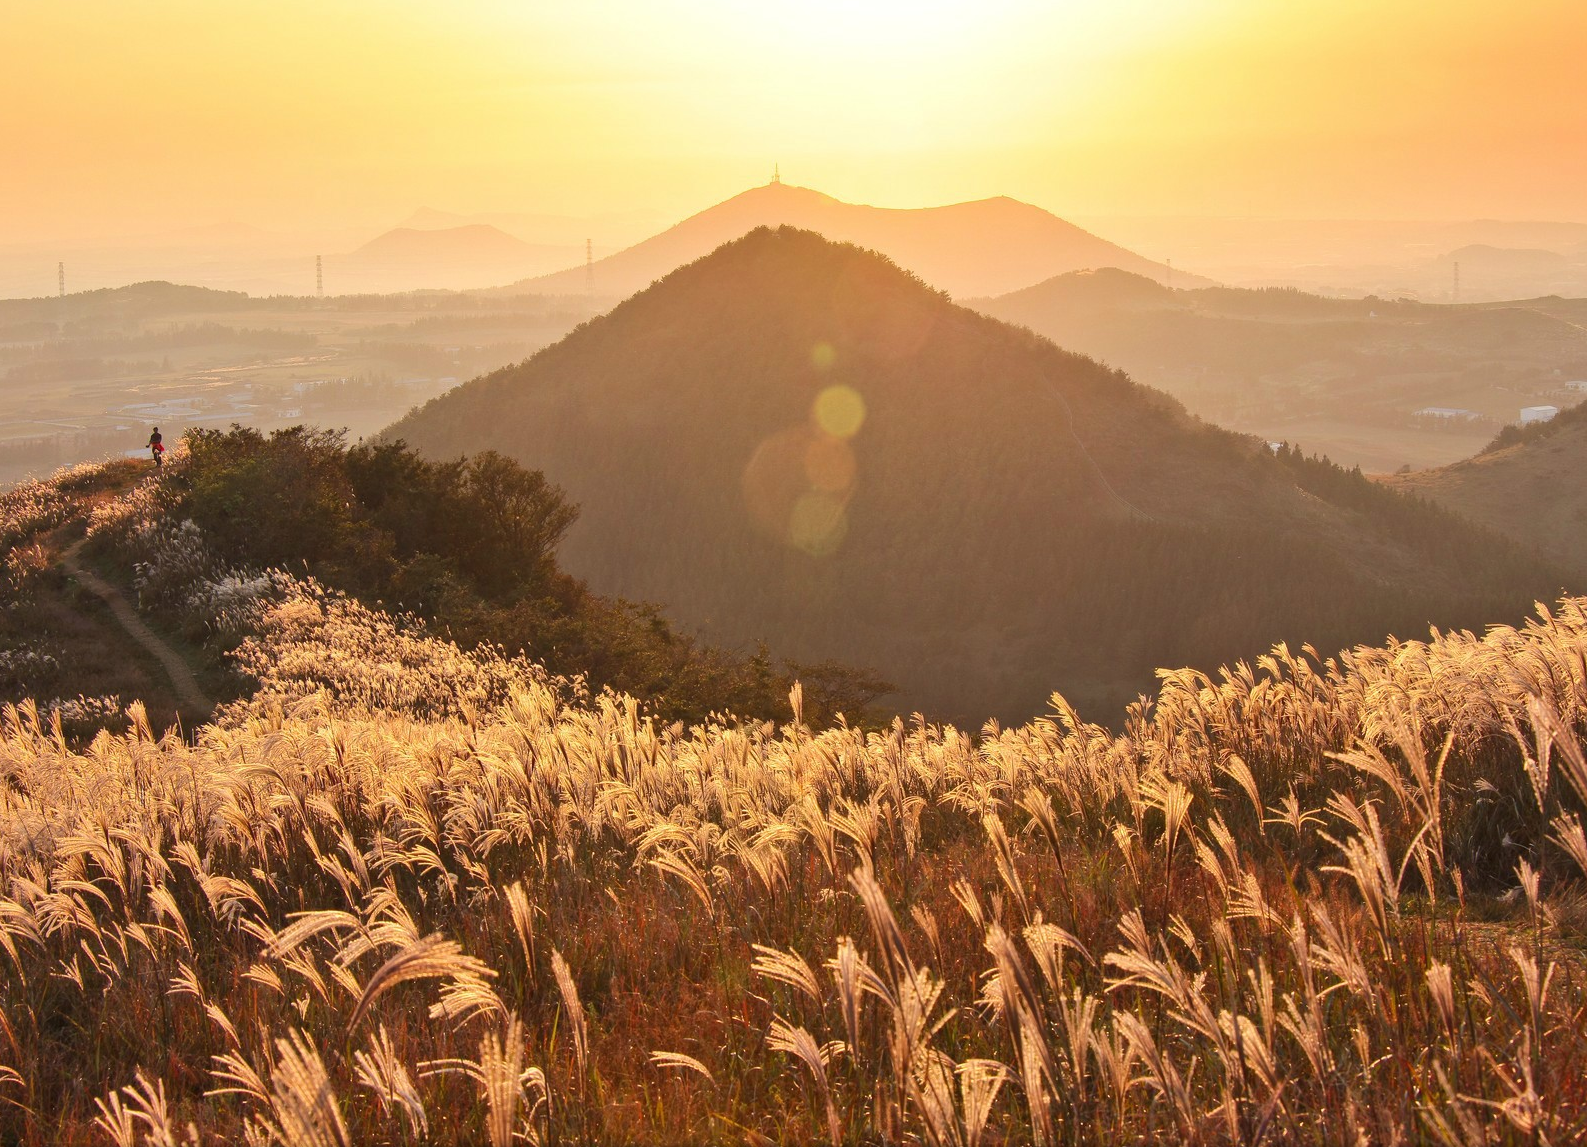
[147,426,164,467]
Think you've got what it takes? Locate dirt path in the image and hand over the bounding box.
[61,539,213,716]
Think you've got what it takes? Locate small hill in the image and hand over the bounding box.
[1437,244,1587,300]
[0,280,250,324]
[981,266,1178,313]
[499,182,1211,299]
[389,227,1569,724]
[1443,244,1576,274]
[1378,404,1587,575]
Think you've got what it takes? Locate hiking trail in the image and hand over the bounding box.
[61,538,214,716]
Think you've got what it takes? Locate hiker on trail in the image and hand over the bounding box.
[147,426,164,467]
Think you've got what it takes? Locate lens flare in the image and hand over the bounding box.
[813,385,866,439]
[788,491,849,556]
[810,341,837,370]
[743,422,858,557]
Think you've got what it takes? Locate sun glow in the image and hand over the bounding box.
[724,0,988,56]
[0,0,1582,239]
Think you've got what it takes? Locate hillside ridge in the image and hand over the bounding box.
[498,182,1212,299]
[388,225,1570,723]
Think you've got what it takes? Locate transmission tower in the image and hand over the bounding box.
[316,255,323,299]
[1452,261,1459,303]
[57,262,64,298]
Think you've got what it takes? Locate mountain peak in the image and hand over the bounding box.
[722,181,841,207]
[391,224,1553,723]
[503,184,1212,298]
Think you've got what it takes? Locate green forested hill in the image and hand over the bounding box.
[388,227,1572,723]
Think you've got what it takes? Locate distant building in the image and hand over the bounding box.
[1415,406,1482,421]
[1564,380,1587,394]
[1520,405,1558,424]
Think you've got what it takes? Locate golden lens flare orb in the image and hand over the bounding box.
[813,385,865,439]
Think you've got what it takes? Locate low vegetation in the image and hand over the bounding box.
[0,454,1584,1144]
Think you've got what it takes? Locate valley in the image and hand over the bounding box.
[0,285,600,486]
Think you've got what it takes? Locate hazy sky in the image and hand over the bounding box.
[4,0,1584,242]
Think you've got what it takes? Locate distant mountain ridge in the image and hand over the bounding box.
[388,227,1566,723]
[497,182,1213,299]
[966,270,1588,472]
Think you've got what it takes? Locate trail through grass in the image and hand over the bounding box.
[60,538,213,716]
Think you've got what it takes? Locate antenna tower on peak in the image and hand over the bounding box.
[772,163,781,185]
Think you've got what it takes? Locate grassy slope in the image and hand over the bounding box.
[0,568,1583,1144]
[1378,408,1587,577]
[0,460,221,735]
[388,227,1570,724]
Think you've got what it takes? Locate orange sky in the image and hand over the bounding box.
[2,0,1584,242]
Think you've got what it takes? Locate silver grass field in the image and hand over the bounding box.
[0,460,1584,1144]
